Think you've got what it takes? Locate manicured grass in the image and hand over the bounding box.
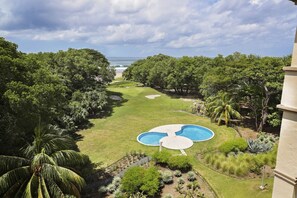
[77,80,273,197]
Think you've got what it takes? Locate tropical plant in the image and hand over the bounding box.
[174,170,182,177]
[162,171,174,184]
[219,138,248,155]
[247,132,277,153]
[187,171,196,181]
[206,92,241,126]
[121,166,160,197]
[0,124,88,197]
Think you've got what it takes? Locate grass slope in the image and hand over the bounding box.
[77,80,273,198]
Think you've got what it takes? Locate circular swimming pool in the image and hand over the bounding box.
[137,132,167,146]
[176,125,214,142]
[137,124,214,146]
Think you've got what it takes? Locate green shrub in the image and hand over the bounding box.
[98,186,107,194]
[112,176,121,188]
[177,177,185,185]
[163,194,173,198]
[140,167,161,197]
[174,170,182,177]
[162,171,174,184]
[114,188,124,198]
[219,138,248,155]
[121,166,160,197]
[210,157,216,166]
[168,156,192,171]
[192,181,200,190]
[228,165,235,175]
[106,183,116,193]
[235,167,243,176]
[215,161,221,170]
[187,171,196,181]
[153,151,192,171]
[205,154,211,164]
[222,162,228,173]
[152,151,171,164]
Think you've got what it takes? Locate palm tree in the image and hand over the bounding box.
[206,92,241,126]
[0,124,88,197]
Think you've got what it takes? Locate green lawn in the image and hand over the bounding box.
[77,80,273,198]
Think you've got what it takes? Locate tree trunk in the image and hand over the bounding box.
[257,86,270,132]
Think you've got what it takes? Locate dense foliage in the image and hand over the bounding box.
[121,166,161,197]
[0,37,115,154]
[0,123,90,197]
[219,138,248,155]
[153,151,192,171]
[204,146,277,176]
[123,53,290,130]
[0,37,115,196]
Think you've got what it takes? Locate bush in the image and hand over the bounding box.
[174,170,182,177]
[113,188,124,198]
[235,167,243,176]
[222,162,228,173]
[163,194,173,198]
[162,171,174,184]
[121,166,160,197]
[168,156,192,171]
[187,171,196,181]
[219,138,248,155]
[98,186,107,194]
[205,154,211,164]
[106,183,116,193]
[177,177,185,185]
[112,177,121,188]
[228,165,235,175]
[215,161,221,170]
[152,151,171,164]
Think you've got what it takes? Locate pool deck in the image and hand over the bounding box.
[160,136,193,150]
[149,124,193,150]
[149,124,185,137]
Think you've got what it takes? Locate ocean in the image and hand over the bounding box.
[108,57,142,67]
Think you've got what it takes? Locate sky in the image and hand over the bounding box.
[0,0,296,57]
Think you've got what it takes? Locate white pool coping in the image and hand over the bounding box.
[137,124,215,150]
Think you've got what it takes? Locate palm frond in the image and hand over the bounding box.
[45,178,65,198]
[0,166,30,195]
[1,179,24,198]
[55,166,86,191]
[0,155,30,173]
[40,164,62,183]
[31,152,56,170]
[51,150,89,167]
[22,174,35,198]
[40,176,51,198]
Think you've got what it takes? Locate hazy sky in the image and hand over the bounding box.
[0,0,296,57]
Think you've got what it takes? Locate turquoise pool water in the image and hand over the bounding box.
[137,132,167,146]
[175,125,214,142]
[137,125,214,146]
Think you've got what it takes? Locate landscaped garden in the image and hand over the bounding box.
[77,79,275,198]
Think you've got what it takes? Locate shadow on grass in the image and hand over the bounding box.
[98,90,128,118]
[82,163,114,198]
[75,89,128,139]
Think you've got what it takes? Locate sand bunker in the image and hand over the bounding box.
[145,95,161,99]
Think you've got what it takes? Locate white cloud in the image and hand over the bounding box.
[0,0,296,56]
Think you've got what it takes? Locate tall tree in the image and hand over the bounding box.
[206,92,241,126]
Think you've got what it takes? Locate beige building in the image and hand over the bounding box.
[272,1,297,197]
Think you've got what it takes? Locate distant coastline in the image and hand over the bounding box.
[108,57,143,78]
